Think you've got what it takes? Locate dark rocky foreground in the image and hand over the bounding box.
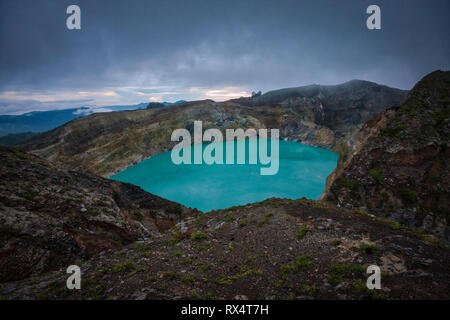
[0,146,449,300]
[1,197,449,300]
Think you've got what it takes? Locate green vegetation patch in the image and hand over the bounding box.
[196,242,210,252]
[239,220,248,228]
[132,242,151,251]
[280,255,312,277]
[296,225,309,240]
[257,212,273,227]
[181,275,196,283]
[215,268,263,285]
[157,271,177,280]
[112,260,135,273]
[190,231,208,241]
[358,243,379,254]
[226,215,236,222]
[337,178,361,199]
[327,264,364,286]
[198,263,212,273]
[243,255,258,265]
[257,199,282,208]
[390,221,405,230]
[296,198,329,209]
[196,212,206,226]
[368,168,383,182]
[167,232,188,246]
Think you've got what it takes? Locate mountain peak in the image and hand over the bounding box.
[326,70,450,239]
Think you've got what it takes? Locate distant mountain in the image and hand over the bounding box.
[0,103,141,136]
[0,108,84,136]
[147,100,186,109]
[0,132,40,146]
[0,102,184,136]
[163,100,186,106]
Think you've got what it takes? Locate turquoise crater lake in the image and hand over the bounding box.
[111,139,338,212]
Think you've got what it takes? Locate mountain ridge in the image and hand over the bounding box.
[324,70,449,240]
[18,80,407,178]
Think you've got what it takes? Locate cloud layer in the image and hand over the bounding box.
[0,0,448,114]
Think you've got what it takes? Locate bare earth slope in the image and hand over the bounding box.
[19,81,407,177]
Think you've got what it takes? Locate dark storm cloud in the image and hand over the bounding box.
[0,0,449,113]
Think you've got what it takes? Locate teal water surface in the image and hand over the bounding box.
[111,139,338,212]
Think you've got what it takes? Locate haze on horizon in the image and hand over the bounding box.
[0,0,449,115]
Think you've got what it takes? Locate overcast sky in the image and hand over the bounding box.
[0,0,449,114]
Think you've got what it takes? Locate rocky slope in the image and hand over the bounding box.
[231,79,406,138]
[0,146,193,282]
[18,80,407,177]
[325,71,449,241]
[1,198,449,300]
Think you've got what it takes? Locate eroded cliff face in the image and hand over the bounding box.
[0,146,194,282]
[325,71,449,241]
[18,80,406,177]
